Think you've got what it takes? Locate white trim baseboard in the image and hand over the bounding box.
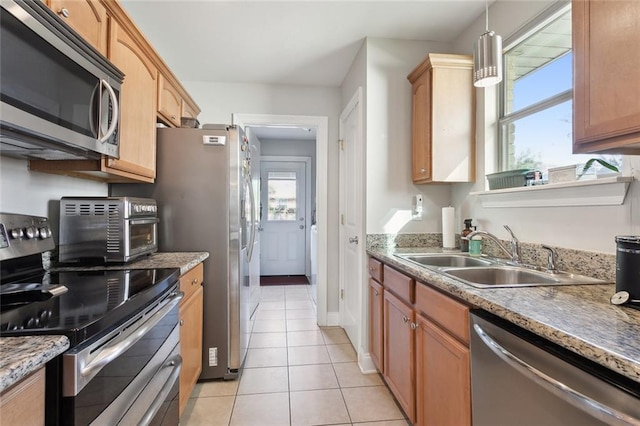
[326,311,340,326]
[357,352,378,374]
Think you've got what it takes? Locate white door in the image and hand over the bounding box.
[339,89,363,348]
[260,161,307,276]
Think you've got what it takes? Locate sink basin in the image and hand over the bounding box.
[396,254,495,268]
[441,266,607,288]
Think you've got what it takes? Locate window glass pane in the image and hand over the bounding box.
[504,10,572,114]
[267,171,297,221]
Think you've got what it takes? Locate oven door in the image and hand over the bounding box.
[124,217,158,262]
[61,289,182,425]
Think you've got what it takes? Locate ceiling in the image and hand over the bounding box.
[120,0,489,88]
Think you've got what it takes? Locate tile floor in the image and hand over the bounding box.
[180,284,409,426]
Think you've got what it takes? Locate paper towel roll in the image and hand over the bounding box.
[442,207,455,249]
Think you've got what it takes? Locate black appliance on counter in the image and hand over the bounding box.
[0,213,183,425]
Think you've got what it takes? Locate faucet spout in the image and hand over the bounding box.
[465,230,513,260]
[465,225,522,264]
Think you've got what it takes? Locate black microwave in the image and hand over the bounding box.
[0,0,124,160]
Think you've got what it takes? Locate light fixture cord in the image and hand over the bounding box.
[485,1,489,32]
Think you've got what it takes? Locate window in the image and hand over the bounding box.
[498,4,621,178]
[266,171,297,221]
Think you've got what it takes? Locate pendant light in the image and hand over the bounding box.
[473,2,502,87]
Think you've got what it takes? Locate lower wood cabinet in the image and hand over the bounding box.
[416,314,471,426]
[383,290,416,424]
[178,263,204,415]
[0,367,45,425]
[369,257,472,426]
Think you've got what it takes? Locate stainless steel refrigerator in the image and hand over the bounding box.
[111,124,260,380]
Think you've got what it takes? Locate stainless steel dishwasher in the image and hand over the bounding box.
[470,311,640,426]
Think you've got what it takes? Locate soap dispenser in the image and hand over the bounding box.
[460,219,473,252]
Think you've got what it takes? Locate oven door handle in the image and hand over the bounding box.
[473,324,640,426]
[139,353,183,426]
[81,291,183,378]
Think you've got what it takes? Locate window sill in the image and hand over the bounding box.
[470,176,633,208]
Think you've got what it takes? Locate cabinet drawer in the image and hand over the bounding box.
[368,257,383,282]
[180,263,204,301]
[415,283,469,344]
[383,265,414,304]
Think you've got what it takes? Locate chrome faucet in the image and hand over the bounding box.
[466,225,522,264]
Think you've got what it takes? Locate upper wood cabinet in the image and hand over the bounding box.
[407,54,475,183]
[158,73,182,127]
[573,0,640,154]
[48,0,108,55]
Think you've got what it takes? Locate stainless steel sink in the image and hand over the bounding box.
[441,266,607,288]
[396,253,496,268]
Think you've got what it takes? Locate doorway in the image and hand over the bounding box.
[233,113,329,326]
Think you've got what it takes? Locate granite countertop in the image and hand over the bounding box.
[368,246,640,385]
[1,252,209,392]
[53,251,209,275]
[0,336,69,392]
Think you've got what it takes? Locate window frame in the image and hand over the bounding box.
[497,1,572,172]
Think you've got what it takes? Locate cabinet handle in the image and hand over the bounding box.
[374,290,379,297]
[369,267,375,274]
[171,115,177,120]
[410,322,419,330]
[420,168,426,174]
[192,278,199,285]
[179,319,184,326]
[58,8,70,18]
[402,315,409,323]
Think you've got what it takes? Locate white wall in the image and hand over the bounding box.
[183,80,343,310]
[364,38,452,235]
[0,156,107,237]
[449,0,640,254]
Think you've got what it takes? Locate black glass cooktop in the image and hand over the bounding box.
[0,268,180,346]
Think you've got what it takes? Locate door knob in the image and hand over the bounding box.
[348,236,359,244]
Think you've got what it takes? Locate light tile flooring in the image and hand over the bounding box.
[181,284,409,426]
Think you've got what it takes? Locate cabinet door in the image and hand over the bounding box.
[573,1,640,153]
[0,368,45,426]
[383,290,415,423]
[182,101,199,120]
[411,69,432,183]
[179,285,203,415]
[158,73,182,127]
[369,278,384,373]
[107,20,158,180]
[416,314,471,426]
[48,0,108,55]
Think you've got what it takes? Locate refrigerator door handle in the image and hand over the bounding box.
[246,172,257,262]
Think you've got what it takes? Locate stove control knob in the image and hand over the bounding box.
[39,310,51,324]
[10,228,23,239]
[25,317,36,328]
[24,226,37,239]
[38,227,52,239]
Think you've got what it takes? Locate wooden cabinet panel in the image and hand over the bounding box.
[158,73,182,127]
[181,100,199,120]
[48,0,108,55]
[416,314,471,426]
[573,0,640,153]
[407,54,475,183]
[0,368,45,426]
[107,20,158,180]
[369,278,384,373]
[415,282,469,344]
[368,257,383,282]
[179,263,204,302]
[383,290,415,423]
[382,265,414,304]
[179,284,203,415]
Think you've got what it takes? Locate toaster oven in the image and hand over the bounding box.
[59,197,158,264]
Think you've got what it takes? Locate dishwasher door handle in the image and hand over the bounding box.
[473,324,640,426]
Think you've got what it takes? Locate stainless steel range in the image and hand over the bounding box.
[0,212,183,425]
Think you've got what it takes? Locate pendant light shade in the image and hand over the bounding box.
[473,4,503,87]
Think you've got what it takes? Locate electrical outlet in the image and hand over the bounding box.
[412,194,423,220]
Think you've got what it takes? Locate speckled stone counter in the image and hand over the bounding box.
[53,251,209,275]
[0,336,69,392]
[367,245,640,385]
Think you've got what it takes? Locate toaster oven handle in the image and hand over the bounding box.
[129,218,160,226]
[99,79,119,143]
[81,291,183,378]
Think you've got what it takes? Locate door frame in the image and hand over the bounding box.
[260,156,312,277]
[233,113,329,326]
[338,88,366,366]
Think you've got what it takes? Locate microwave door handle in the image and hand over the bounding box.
[99,79,119,143]
[473,324,640,426]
